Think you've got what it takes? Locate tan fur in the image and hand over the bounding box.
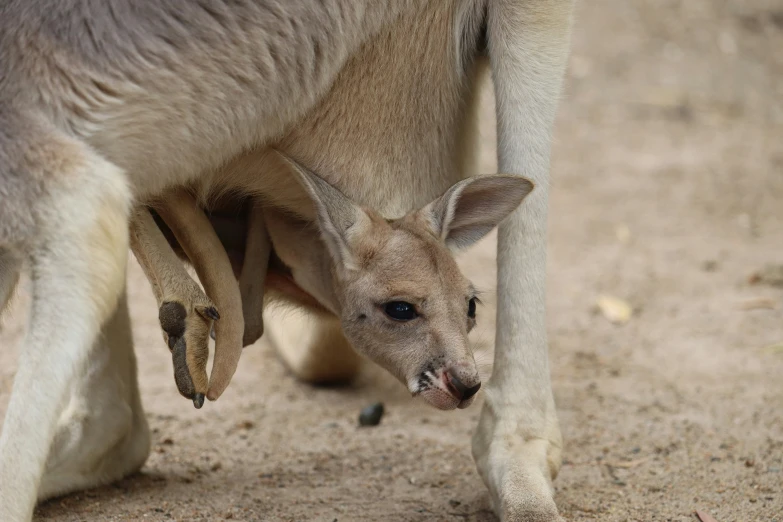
[237,202,271,347]
[264,310,361,384]
[134,150,534,412]
[152,190,245,401]
[131,192,273,403]
[132,194,272,402]
[0,1,576,520]
[129,207,217,404]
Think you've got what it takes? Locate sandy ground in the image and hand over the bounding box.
[2,0,782,520]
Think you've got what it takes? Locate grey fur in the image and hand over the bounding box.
[0,1,575,520]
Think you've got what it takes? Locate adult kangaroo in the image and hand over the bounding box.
[0,1,575,520]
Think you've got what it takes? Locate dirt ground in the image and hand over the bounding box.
[2,0,782,520]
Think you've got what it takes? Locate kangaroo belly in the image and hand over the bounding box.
[196,0,488,218]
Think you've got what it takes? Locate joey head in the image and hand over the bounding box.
[265,153,534,410]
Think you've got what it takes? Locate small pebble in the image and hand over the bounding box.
[358,402,385,427]
[237,420,255,430]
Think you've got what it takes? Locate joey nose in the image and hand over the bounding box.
[446,372,481,401]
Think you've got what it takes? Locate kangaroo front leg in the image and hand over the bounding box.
[154,190,245,401]
[129,207,217,406]
[472,2,575,521]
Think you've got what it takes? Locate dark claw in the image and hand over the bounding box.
[197,305,220,321]
[192,393,205,409]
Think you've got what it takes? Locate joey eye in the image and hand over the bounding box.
[468,297,477,319]
[384,301,418,321]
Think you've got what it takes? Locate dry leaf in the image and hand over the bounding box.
[596,295,633,324]
[748,264,783,287]
[694,510,719,522]
[615,224,631,243]
[738,298,778,310]
[762,342,783,355]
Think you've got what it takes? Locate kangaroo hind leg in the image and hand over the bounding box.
[0,128,131,522]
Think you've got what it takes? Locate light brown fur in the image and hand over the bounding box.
[0,1,576,520]
[136,151,533,410]
[129,204,218,405]
[153,191,245,402]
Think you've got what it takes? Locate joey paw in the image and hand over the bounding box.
[158,299,217,407]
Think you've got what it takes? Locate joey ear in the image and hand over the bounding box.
[421,175,534,251]
[273,150,371,270]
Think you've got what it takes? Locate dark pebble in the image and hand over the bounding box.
[358,402,385,427]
